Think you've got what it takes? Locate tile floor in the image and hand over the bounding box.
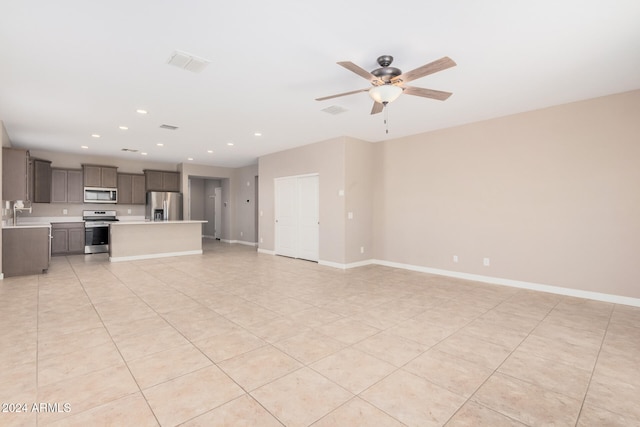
[1,240,639,426]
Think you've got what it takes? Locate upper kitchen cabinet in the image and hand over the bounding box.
[144,169,180,192]
[51,168,83,203]
[117,173,146,204]
[2,147,29,201]
[31,158,52,203]
[83,165,117,188]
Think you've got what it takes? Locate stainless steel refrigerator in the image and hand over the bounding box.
[146,192,183,221]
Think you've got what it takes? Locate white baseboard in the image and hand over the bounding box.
[109,250,203,262]
[302,255,640,308]
[257,248,275,255]
[319,259,375,269]
[370,259,640,308]
[237,240,258,247]
[220,239,236,244]
[0,273,3,280]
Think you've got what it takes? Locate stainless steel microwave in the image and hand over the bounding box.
[84,187,117,203]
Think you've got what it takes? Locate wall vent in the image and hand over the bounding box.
[167,50,210,73]
[321,105,349,115]
[159,124,179,130]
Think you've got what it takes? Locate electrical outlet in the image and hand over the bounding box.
[62,209,68,215]
[483,257,490,267]
[127,209,131,214]
[348,212,353,219]
[240,231,243,237]
[453,255,458,263]
[360,246,364,254]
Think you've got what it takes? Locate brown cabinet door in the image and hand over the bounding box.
[101,167,118,188]
[51,169,68,203]
[2,147,29,201]
[32,159,52,203]
[68,227,85,253]
[145,170,163,191]
[117,174,133,204]
[132,174,146,204]
[163,172,180,192]
[83,165,101,187]
[51,228,69,254]
[67,170,84,203]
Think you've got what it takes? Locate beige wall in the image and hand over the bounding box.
[233,165,259,244]
[257,90,639,301]
[345,137,374,264]
[259,137,347,264]
[374,90,640,299]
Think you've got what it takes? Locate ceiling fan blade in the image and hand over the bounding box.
[371,101,384,115]
[337,61,379,82]
[315,88,369,101]
[403,86,453,101]
[391,56,456,84]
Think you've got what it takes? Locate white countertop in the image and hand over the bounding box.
[2,222,52,229]
[113,220,207,225]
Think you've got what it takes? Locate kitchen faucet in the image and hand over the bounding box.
[12,201,32,226]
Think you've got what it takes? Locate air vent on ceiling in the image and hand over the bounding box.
[167,50,211,73]
[121,148,139,153]
[321,105,349,115]
[159,124,179,130]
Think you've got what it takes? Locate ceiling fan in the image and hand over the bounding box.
[316,55,456,114]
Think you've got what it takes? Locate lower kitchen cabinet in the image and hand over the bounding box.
[2,227,50,277]
[51,222,85,255]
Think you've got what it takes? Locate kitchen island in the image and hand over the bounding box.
[109,220,206,262]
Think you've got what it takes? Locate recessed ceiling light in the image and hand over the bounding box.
[141,152,148,156]
[187,157,194,161]
[156,143,164,147]
[227,142,234,146]
[81,145,89,149]
[207,150,213,154]
[119,126,128,130]
[254,132,262,137]
[136,109,148,114]
[91,134,100,138]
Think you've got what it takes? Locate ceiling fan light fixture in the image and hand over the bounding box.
[369,85,403,104]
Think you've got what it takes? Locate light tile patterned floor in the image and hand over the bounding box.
[1,240,639,426]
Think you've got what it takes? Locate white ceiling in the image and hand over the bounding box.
[1,1,639,168]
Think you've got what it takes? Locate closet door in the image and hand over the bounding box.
[297,175,319,261]
[275,174,319,261]
[275,177,298,258]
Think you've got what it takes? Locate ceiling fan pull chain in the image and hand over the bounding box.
[384,103,389,134]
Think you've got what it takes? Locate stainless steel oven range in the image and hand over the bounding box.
[83,210,118,254]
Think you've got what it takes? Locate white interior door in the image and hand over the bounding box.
[275,177,298,258]
[297,175,319,261]
[275,174,319,261]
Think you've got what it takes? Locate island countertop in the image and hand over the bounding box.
[112,220,207,226]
